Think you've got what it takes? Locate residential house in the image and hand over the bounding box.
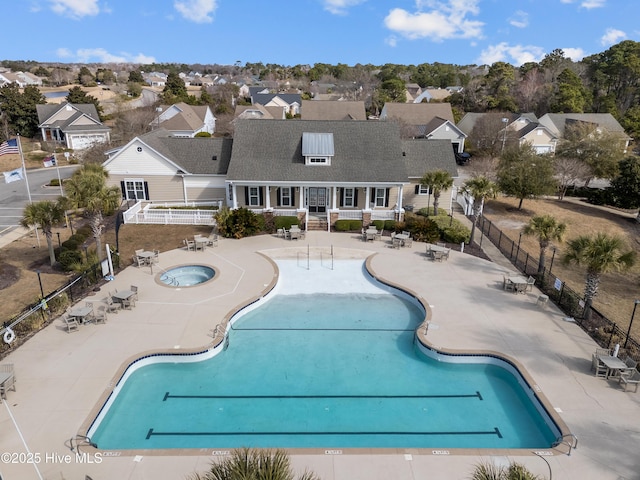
[234,104,284,120]
[538,113,632,151]
[154,102,216,137]
[36,102,111,150]
[300,100,366,120]
[104,120,458,229]
[103,128,231,204]
[405,83,423,102]
[380,102,467,153]
[0,71,43,87]
[250,91,302,116]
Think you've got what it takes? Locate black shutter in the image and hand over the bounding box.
[354,189,358,207]
[339,188,344,207]
[244,187,249,205]
[415,185,420,194]
[120,181,126,200]
[385,188,390,207]
[143,182,149,200]
[291,188,296,207]
[276,188,281,207]
[259,187,264,205]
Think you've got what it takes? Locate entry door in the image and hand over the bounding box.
[307,187,327,213]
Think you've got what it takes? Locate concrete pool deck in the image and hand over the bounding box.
[0,231,638,480]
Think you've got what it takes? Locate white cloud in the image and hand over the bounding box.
[49,0,100,18]
[561,47,586,61]
[385,36,398,47]
[384,0,483,42]
[509,11,528,28]
[321,0,367,15]
[559,0,606,8]
[57,47,156,64]
[174,0,217,23]
[600,28,626,46]
[477,42,545,66]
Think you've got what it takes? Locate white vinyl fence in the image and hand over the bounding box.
[123,201,218,226]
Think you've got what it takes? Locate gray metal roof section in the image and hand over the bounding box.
[302,132,334,156]
[137,128,232,175]
[227,120,408,183]
[401,139,458,178]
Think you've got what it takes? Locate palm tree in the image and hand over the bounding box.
[420,169,454,216]
[461,175,499,245]
[188,448,320,480]
[522,215,567,274]
[20,198,66,266]
[64,164,121,261]
[562,232,635,319]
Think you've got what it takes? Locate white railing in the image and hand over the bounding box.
[337,210,363,220]
[371,210,397,220]
[123,201,217,226]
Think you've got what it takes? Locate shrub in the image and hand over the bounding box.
[194,131,212,137]
[403,214,440,243]
[61,232,87,252]
[349,219,363,231]
[371,220,385,230]
[429,215,470,244]
[58,249,83,271]
[274,216,300,230]
[218,207,262,239]
[334,219,356,231]
[49,178,61,187]
[383,220,396,231]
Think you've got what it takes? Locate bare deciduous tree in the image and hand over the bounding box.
[554,156,592,199]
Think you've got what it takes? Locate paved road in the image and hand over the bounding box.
[0,165,78,246]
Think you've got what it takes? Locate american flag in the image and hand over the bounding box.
[0,139,19,156]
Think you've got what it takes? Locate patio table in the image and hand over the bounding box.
[599,355,628,379]
[69,305,93,324]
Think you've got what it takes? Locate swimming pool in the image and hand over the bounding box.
[88,260,560,450]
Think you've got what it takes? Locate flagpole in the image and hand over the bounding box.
[17,135,40,247]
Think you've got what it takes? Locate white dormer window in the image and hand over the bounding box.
[302,132,334,166]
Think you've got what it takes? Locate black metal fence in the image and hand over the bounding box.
[1,254,120,358]
[477,216,640,360]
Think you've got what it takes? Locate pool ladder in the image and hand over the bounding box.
[553,433,578,455]
[69,434,97,452]
[212,323,230,350]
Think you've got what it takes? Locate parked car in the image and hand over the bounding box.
[455,152,471,165]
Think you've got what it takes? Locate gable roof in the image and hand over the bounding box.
[36,102,109,132]
[401,139,458,178]
[381,102,455,125]
[301,100,367,121]
[252,92,301,107]
[158,103,213,132]
[121,128,232,175]
[457,112,538,136]
[538,113,631,139]
[227,120,407,183]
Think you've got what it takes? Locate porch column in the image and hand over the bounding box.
[182,175,188,205]
[397,185,403,210]
[331,187,337,210]
[298,186,304,208]
[265,185,271,209]
[231,184,238,209]
[364,187,371,210]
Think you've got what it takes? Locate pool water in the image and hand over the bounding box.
[89,262,557,450]
[159,265,214,287]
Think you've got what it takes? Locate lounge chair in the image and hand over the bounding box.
[619,369,640,392]
[63,314,80,333]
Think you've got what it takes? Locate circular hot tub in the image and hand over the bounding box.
[158,265,215,287]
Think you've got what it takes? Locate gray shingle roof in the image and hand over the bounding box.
[138,129,232,175]
[227,120,408,183]
[401,139,458,178]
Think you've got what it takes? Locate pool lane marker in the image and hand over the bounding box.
[145,427,502,440]
[162,391,484,401]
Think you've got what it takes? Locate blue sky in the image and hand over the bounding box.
[5,0,639,67]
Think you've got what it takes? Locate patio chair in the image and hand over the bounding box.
[105,296,121,314]
[595,348,612,358]
[433,251,444,262]
[183,239,195,251]
[153,249,160,264]
[206,234,219,247]
[0,363,16,400]
[619,357,638,378]
[94,305,108,324]
[437,242,446,248]
[63,314,80,333]
[130,285,139,302]
[618,369,640,392]
[503,275,515,292]
[403,236,413,248]
[591,353,608,377]
[375,229,383,241]
[276,228,285,238]
[132,255,143,268]
[526,275,536,292]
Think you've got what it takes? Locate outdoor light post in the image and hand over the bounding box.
[624,299,640,348]
[56,232,61,249]
[501,117,509,153]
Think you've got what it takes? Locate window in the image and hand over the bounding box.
[374,188,387,207]
[343,188,355,207]
[280,187,292,207]
[418,185,429,195]
[123,179,147,200]
[308,157,328,164]
[248,186,260,206]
